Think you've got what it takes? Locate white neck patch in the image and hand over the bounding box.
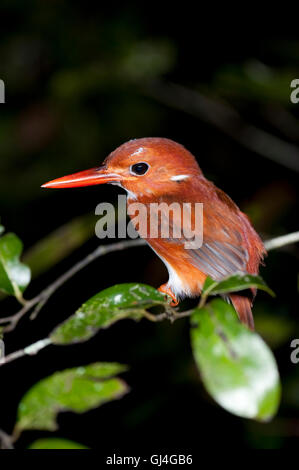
[109,181,138,200]
[125,188,138,200]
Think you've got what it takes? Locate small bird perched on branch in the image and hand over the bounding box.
[42,138,266,329]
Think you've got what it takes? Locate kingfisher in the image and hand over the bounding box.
[42,138,266,329]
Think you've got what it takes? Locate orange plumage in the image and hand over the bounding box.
[42,137,266,329]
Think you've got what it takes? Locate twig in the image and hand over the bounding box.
[264,231,299,251]
[0,338,52,366]
[1,224,299,367]
[0,429,14,449]
[0,308,195,367]
[141,308,194,323]
[0,230,298,334]
[0,238,146,332]
[0,297,39,331]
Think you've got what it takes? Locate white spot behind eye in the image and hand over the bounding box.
[170,174,190,181]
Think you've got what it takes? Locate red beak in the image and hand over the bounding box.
[41,166,120,189]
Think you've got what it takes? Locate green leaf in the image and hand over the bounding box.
[50,283,166,344]
[16,362,128,432]
[190,298,280,421]
[0,225,4,236]
[201,273,275,300]
[28,438,88,449]
[0,233,31,300]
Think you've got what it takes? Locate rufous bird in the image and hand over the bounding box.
[42,138,266,329]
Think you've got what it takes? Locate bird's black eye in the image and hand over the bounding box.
[130,162,149,175]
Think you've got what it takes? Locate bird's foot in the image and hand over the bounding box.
[158,284,179,307]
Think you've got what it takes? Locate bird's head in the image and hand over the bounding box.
[42,137,202,199]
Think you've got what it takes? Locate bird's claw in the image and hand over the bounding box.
[158,284,179,307]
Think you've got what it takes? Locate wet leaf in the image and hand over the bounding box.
[16,362,128,432]
[0,233,31,300]
[50,283,166,344]
[190,298,280,421]
[28,438,88,449]
[201,273,275,300]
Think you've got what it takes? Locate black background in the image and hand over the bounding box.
[0,2,299,451]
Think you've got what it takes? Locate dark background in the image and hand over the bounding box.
[0,1,299,450]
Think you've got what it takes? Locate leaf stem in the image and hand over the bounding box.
[0,239,146,332]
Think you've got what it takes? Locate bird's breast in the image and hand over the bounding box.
[126,196,207,297]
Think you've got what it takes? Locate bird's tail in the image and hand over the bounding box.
[230,294,254,330]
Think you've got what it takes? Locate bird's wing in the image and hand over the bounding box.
[164,201,249,281]
[188,206,249,280]
[188,239,247,281]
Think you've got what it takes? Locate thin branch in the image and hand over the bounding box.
[0,238,146,332]
[0,338,52,366]
[140,307,193,323]
[264,231,299,251]
[0,227,298,367]
[0,297,39,330]
[144,80,299,173]
[155,309,194,322]
[0,229,298,334]
[0,309,194,367]
[0,429,14,449]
